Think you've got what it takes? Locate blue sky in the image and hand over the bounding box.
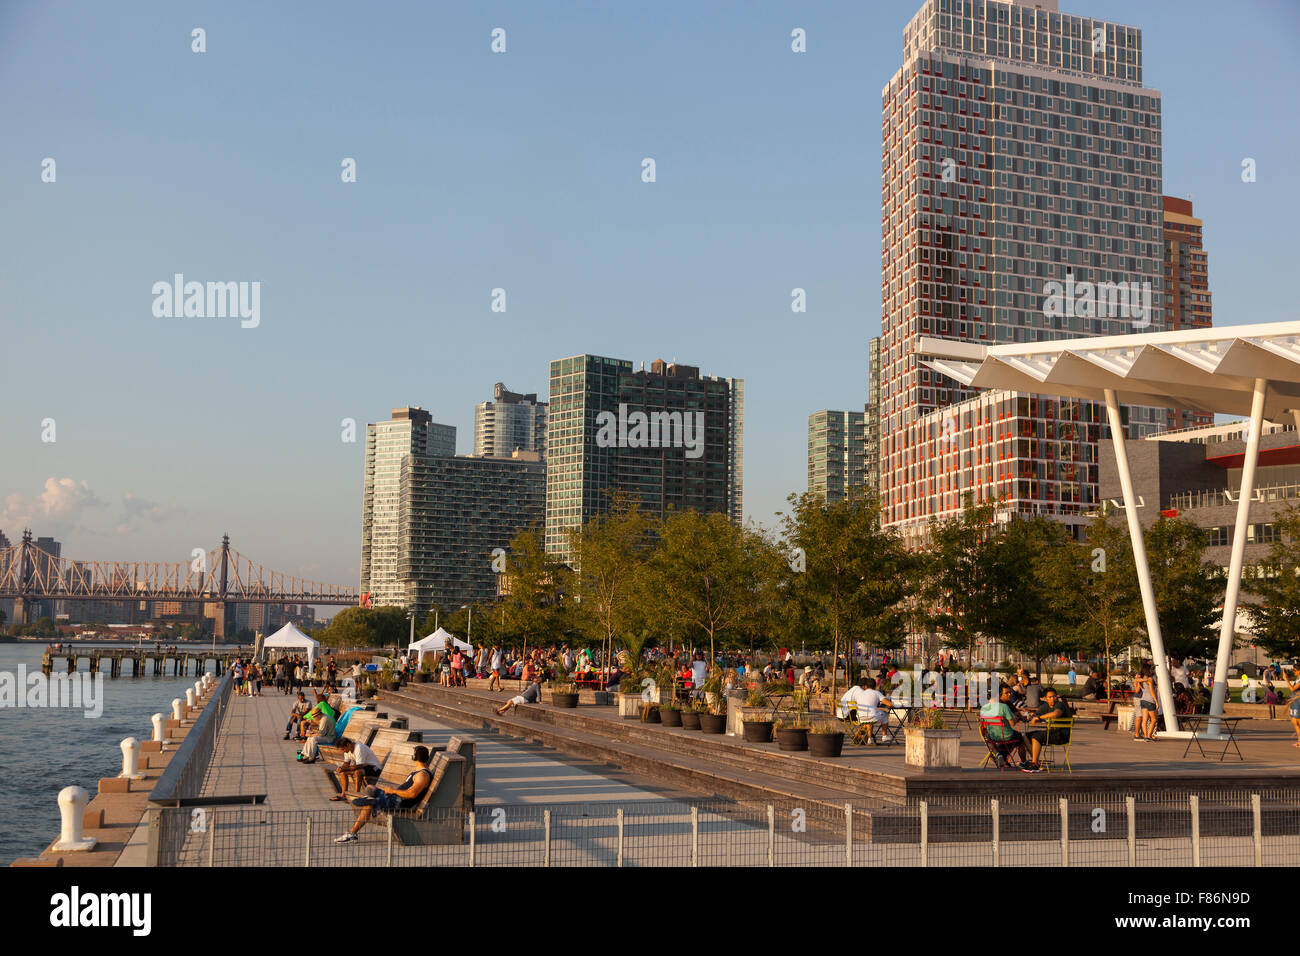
[2,0,1298,593]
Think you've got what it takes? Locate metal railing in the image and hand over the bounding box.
[152,788,1300,867]
[145,670,235,866]
[1170,483,1300,512]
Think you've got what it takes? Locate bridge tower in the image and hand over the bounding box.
[15,529,34,626]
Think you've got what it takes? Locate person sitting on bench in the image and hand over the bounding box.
[495,679,541,715]
[298,705,337,762]
[283,692,311,740]
[329,737,383,800]
[334,746,433,844]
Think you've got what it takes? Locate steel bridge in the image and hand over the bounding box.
[0,531,358,620]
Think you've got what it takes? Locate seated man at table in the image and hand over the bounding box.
[980,683,1034,771]
[843,677,892,743]
[1022,688,1071,766]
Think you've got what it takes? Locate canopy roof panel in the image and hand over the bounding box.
[918,322,1300,419]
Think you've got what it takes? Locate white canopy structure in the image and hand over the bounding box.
[920,321,1300,739]
[409,627,473,664]
[261,622,321,669]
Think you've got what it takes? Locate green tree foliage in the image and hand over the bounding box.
[1248,501,1300,658]
[566,493,652,669]
[989,515,1073,677]
[916,495,1006,666]
[1144,516,1221,661]
[1040,509,1140,689]
[648,509,776,665]
[501,525,570,658]
[317,605,408,649]
[780,491,915,699]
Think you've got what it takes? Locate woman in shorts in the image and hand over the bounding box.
[1133,662,1157,741]
[1286,669,1300,747]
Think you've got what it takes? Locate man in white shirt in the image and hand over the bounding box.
[330,737,383,801]
[841,676,893,743]
[1170,659,1189,687]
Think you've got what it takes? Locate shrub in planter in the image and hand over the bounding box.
[417,660,433,684]
[807,718,845,758]
[680,701,705,730]
[660,699,683,726]
[774,716,809,751]
[640,703,661,723]
[549,680,579,708]
[903,708,961,769]
[742,712,774,743]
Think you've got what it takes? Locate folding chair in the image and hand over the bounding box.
[1038,716,1074,773]
[978,716,1023,770]
[838,705,876,746]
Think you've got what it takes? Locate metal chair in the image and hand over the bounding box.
[1037,716,1074,773]
[978,716,1024,770]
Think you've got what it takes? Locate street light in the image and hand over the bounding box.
[460,605,472,646]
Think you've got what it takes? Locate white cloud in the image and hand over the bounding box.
[1,478,104,535]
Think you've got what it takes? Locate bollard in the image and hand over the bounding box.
[172,698,182,722]
[186,689,195,710]
[152,713,166,751]
[54,787,97,852]
[118,737,145,780]
[194,680,203,701]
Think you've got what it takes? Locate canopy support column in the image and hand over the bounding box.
[1103,389,1180,733]
[1207,378,1268,738]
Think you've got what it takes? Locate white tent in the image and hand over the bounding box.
[409,627,472,664]
[261,622,321,670]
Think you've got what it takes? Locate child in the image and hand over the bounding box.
[1264,675,1279,720]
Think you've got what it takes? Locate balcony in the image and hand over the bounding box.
[1168,482,1300,512]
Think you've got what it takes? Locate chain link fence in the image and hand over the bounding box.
[155,787,1300,866]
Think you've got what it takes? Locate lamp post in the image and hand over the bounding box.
[461,605,473,646]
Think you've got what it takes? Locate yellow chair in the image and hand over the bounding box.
[1038,716,1074,773]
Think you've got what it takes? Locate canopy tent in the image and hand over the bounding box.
[409,627,473,664]
[261,622,321,670]
[919,320,1300,739]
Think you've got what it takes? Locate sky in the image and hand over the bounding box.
[2,0,1298,595]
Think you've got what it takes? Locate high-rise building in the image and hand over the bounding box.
[546,355,740,565]
[865,337,883,503]
[398,452,545,614]
[474,383,548,460]
[359,407,456,607]
[709,376,745,524]
[880,0,1167,545]
[809,411,867,504]
[1162,196,1213,431]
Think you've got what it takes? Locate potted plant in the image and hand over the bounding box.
[379,660,400,692]
[616,674,644,719]
[808,718,845,758]
[680,699,705,730]
[640,702,661,724]
[416,659,432,684]
[742,707,774,743]
[659,698,683,727]
[904,708,962,770]
[774,714,809,751]
[699,670,728,733]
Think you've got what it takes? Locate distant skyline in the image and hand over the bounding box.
[3,0,1298,592]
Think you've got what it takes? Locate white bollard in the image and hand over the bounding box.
[119,737,145,780]
[185,689,195,709]
[194,680,202,700]
[172,698,182,722]
[53,786,97,852]
[152,712,166,750]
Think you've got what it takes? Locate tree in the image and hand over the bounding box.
[988,515,1073,677]
[501,526,570,660]
[317,606,408,649]
[1144,516,1221,662]
[780,491,915,699]
[648,509,775,667]
[916,495,1006,667]
[1040,508,1141,692]
[1247,501,1300,659]
[567,493,653,669]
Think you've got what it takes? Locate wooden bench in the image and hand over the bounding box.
[318,716,398,764]
[325,726,423,793]
[387,749,467,846]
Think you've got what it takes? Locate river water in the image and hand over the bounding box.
[0,643,210,865]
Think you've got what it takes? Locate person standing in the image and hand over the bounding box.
[1133,662,1158,741]
[488,646,503,692]
[1286,669,1300,747]
[1067,666,1077,693]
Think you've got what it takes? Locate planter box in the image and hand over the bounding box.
[680,710,703,730]
[699,712,727,734]
[550,692,579,709]
[660,707,683,727]
[742,720,774,743]
[616,693,643,719]
[904,727,961,770]
[1117,706,1135,733]
[775,727,808,752]
[729,704,767,737]
[808,731,844,758]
